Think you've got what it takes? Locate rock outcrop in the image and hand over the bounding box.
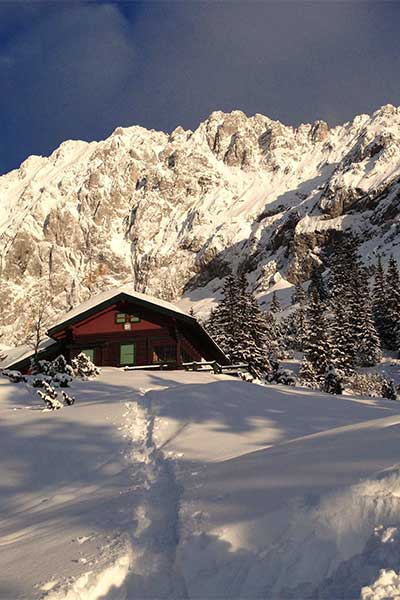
[0,106,399,343]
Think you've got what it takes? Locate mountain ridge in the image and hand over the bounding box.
[0,104,399,344]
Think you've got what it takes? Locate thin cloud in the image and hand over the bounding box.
[0,1,399,173]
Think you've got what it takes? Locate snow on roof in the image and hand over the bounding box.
[0,337,58,370]
[49,285,192,331]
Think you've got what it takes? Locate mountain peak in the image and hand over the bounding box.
[0,105,399,342]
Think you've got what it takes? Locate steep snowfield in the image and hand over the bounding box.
[1,105,399,343]
[2,369,400,599]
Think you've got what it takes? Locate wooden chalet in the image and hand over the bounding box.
[2,286,228,372]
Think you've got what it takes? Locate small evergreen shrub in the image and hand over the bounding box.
[323,364,343,395]
[344,372,389,398]
[52,373,72,387]
[37,382,63,410]
[71,352,100,378]
[31,375,53,388]
[381,378,398,401]
[298,359,319,388]
[274,368,296,386]
[62,390,75,406]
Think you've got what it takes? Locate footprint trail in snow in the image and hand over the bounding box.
[121,391,188,599]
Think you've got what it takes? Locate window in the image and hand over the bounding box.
[115,312,140,324]
[120,343,135,365]
[81,348,95,362]
[152,344,176,363]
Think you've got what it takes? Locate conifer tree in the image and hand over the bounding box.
[298,357,318,388]
[303,290,333,379]
[206,272,272,374]
[372,255,389,345]
[281,305,307,352]
[385,255,400,351]
[329,235,362,372]
[323,364,343,395]
[308,269,329,302]
[264,310,282,357]
[353,266,382,366]
[382,378,398,401]
[205,273,242,361]
[291,282,306,305]
[235,273,272,373]
[269,291,281,313]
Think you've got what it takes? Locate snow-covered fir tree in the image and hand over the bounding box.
[329,236,360,372]
[71,352,100,378]
[62,391,76,406]
[237,273,273,373]
[308,268,329,302]
[37,382,63,410]
[264,310,284,357]
[298,357,318,388]
[206,272,243,361]
[328,235,381,370]
[352,266,382,366]
[323,364,343,395]
[384,255,400,352]
[206,272,272,375]
[291,282,306,305]
[372,255,389,345]
[281,304,307,352]
[269,291,281,313]
[381,378,398,401]
[303,289,333,380]
[372,254,400,352]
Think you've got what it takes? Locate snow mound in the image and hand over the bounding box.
[44,554,131,600]
[178,465,400,598]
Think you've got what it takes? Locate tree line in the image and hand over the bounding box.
[205,236,399,397]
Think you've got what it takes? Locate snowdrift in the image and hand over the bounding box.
[1,368,400,599]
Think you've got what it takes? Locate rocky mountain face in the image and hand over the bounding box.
[0,105,399,344]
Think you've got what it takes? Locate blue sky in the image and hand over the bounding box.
[1,1,400,174]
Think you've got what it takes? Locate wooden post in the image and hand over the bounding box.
[172,317,182,368]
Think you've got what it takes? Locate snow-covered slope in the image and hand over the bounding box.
[2,369,400,599]
[1,105,399,342]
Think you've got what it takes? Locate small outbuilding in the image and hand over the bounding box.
[1,286,227,372]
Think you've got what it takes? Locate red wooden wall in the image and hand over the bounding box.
[60,302,201,367]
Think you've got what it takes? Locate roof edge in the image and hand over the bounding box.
[47,291,196,338]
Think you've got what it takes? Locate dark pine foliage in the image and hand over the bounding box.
[206,272,272,376]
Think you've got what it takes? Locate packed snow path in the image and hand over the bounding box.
[118,395,188,599]
[1,367,400,599]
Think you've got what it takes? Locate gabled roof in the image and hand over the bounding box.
[47,285,193,336]
[0,337,60,371]
[46,285,229,365]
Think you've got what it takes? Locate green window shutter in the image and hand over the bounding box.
[130,315,140,323]
[120,343,135,365]
[115,312,126,324]
[81,348,95,362]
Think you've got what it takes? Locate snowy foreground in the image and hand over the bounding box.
[2,370,400,599]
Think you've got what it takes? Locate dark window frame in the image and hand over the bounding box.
[152,343,177,364]
[119,342,136,366]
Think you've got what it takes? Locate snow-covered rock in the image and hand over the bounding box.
[0,106,399,343]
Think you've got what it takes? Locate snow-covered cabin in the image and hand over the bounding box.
[1,286,227,372]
